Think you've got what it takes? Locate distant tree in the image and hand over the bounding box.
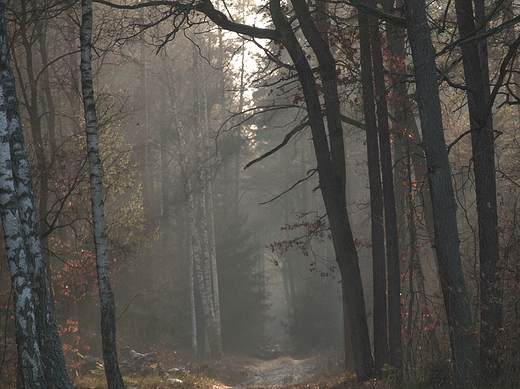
[170,66,223,358]
[80,0,125,387]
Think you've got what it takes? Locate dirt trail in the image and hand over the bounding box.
[208,355,339,387]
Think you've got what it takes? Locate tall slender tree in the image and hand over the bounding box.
[273,0,374,377]
[357,7,388,374]
[171,73,223,358]
[453,0,501,377]
[80,0,125,387]
[367,1,402,372]
[403,0,479,385]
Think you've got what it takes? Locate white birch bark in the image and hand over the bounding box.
[0,4,72,387]
[189,241,198,354]
[202,71,222,346]
[80,1,125,387]
[9,52,72,389]
[0,85,44,388]
[172,83,222,358]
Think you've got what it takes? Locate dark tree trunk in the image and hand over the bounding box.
[367,3,402,373]
[80,1,125,387]
[270,0,374,379]
[357,8,388,375]
[403,0,479,386]
[454,0,501,378]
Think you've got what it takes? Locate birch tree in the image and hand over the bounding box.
[0,2,72,387]
[200,60,223,350]
[80,0,125,387]
[171,73,224,358]
[0,16,44,385]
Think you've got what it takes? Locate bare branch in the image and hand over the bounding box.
[340,113,365,130]
[437,14,520,57]
[327,0,406,27]
[259,169,317,204]
[244,120,309,169]
[93,0,281,40]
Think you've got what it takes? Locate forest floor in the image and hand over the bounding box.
[193,354,346,387]
[71,353,368,389]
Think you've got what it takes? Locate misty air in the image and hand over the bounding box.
[0,0,518,388]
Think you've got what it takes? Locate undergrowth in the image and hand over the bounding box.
[72,373,219,389]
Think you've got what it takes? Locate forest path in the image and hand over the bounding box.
[206,354,340,387]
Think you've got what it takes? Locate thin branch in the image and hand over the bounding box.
[244,120,309,169]
[447,128,474,153]
[259,169,317,204]
[340,113,365,130]
[490,34,520,108]
[437,14,520,57]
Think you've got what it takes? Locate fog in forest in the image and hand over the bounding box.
[0,8,360,378]
[1,0,520,387]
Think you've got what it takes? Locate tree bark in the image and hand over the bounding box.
[0,6,73,389]
[197,63,222,358]
[172,78,223,358]
[80,1,125,387]
[272,0,374,379]
[358,8,388,374]
[0,4,73,387]
[403,0,479,386]
[0,44,45,389]
[453,0,501,377]
[367,3,402,373]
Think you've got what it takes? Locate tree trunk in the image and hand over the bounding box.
[271,0,374,379]
[80,1,125,388]
[383,0,441,366]
[193,56,224,358]
[503,0,520,115]
[139,28,151,231]
[189,242,198,355]
[404,138,440,371]
[0,4,72,387]
[172,79,223,358]
[0,46,45,389]
[367,3,402,373]
[454,0,501,377]
[403,0,479,386]
[357,8,388,374]
[201,62,223,349]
